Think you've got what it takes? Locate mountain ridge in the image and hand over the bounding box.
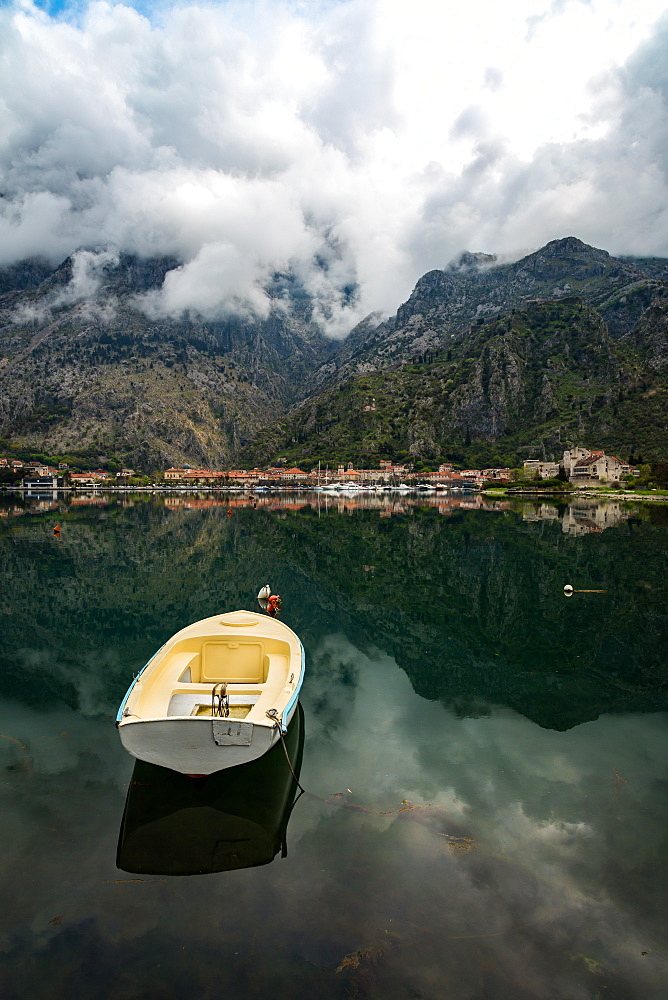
[239,295,668,470]
[1,237,667,471]
[308,237,667,396]
[0,252,335,469]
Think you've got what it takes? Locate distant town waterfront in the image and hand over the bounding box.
[3,444,657,494]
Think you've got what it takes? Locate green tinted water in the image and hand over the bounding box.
[1,492,667,999]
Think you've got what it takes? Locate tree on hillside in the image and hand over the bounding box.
[651,462,668,488]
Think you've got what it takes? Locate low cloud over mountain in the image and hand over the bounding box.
[1,0,667,336]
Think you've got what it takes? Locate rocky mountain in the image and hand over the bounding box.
[240,297,668,469]
[1,237,667,471]
[309,237,667,392]
[0,253,334,470]
[239,239,668,468]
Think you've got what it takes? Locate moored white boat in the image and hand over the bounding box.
[116,611,305,774]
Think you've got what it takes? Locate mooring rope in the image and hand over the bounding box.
[266,709,306,793]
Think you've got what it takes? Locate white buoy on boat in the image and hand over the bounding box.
[257,584,271,600]
[564,584,573,597]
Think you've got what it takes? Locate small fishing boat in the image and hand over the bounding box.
[116,611,305,774]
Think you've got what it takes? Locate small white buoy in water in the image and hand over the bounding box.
[257,584,271,600]
[564,584,574,597]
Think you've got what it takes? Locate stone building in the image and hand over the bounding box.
[522,459,560,479]
[568,452,628,484]
[524,447,631,484]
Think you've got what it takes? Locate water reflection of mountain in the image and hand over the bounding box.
[117,705,304,875]
[270,500,667,730]
[1,494,666,730]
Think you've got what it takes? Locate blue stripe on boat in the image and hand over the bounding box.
[115,645,164,724]
[281,639,306,731]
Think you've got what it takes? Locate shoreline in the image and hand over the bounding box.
[482,487,668,502]
[3,484,668,503]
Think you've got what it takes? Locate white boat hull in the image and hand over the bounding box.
[119,700,299,774]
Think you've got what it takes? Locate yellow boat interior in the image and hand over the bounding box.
[122,613,299,725]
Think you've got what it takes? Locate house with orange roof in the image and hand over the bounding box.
[26,461,55,476]
[180,471,224,484]
[227,470,260,484]
[279,467,308,481]
[70,472,112,485]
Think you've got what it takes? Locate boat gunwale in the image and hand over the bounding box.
[116,614,305,734]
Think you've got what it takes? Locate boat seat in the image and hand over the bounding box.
[248,653,289,719]
[169,650,200,683]
[167,690,260,717]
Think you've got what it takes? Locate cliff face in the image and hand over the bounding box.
[627,297,668,372]
[240,294,668,468]
[0,253,333,469]
[239,239,668,468]
[315,237,667,391]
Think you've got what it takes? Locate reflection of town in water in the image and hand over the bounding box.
[163,490,513,518]
[0,494,112,518]
[1,489,514,519]
[1,491,639,532]
[522,498,633,535]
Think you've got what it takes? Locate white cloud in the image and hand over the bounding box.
[0,0,667,335]
[11,246,121,324]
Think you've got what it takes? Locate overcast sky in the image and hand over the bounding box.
[1,0,667,334]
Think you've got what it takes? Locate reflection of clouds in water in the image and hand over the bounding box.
[1,634,666,999]
[13,644,125,718]
[301,634,469,816]
[0,699,125,783]
[0,700,139,954]
[296,633,668,994]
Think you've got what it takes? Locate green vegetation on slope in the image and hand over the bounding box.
[240,299,668,469]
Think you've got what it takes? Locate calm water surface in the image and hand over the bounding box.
[1,491,667,999]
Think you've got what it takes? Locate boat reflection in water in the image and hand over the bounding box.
[117,704,304,876]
